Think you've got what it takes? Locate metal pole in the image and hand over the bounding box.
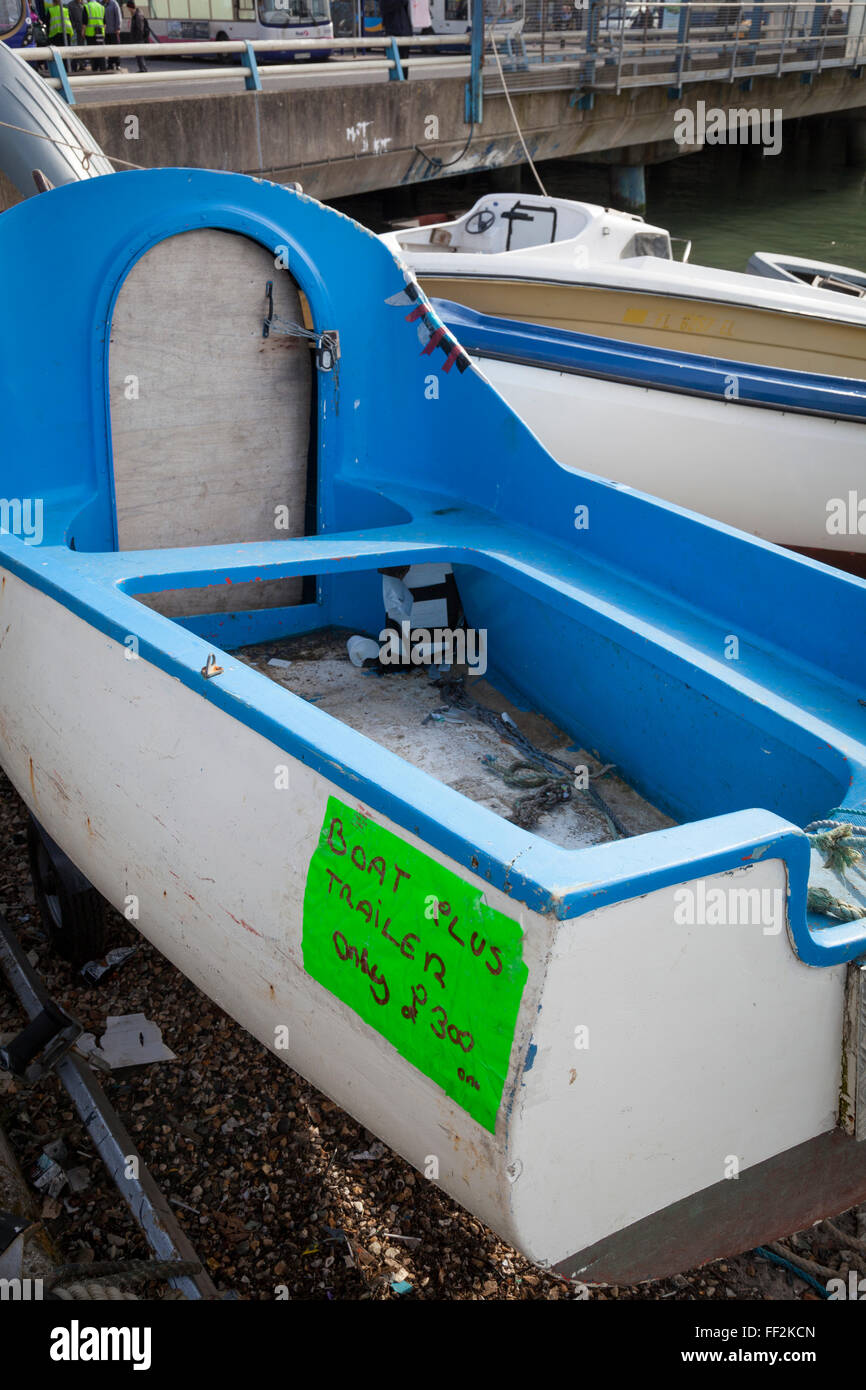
[466,0,484,122]
[675,1,690,87]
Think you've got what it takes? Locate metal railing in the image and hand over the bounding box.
[20,33,471,103]
[481,2,866,95]
[20,3,866,105]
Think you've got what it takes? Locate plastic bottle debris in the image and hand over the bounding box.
[381,575,414,623]
[346,636,380,668]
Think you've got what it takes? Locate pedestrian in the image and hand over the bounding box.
[68,0,85,70]
[103,0,122,68]
[45,0,74,46]
[381,0,411,37]
[82,0,105,70]
[409,0,432,33]
[125,0,150,71]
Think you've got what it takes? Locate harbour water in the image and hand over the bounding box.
[335,123,866,274]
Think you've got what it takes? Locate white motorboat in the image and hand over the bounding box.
[382,192,866,378]
[748,250,866,299]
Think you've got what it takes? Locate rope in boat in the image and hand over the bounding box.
[435,679,628,838]
[431,681,866,902]
[804,819,866,923]
[0,116,143,171]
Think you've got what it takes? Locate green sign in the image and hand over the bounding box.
[302,796,528,1133]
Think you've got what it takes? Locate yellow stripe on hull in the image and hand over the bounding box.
[421,275,866,380]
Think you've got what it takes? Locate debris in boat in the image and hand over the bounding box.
[346,636,380,668]
[80,944,138,984]
[440,681,630,839]
[422,707,465,726]
[79,1013,177,1069]
[390,1278,413,1295]
[235,628,671,852]
[267,658,293,671]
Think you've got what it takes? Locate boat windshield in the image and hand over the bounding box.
[620,232,672,260]
[258,0,329,23]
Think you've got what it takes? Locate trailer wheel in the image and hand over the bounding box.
[27,821,107,966]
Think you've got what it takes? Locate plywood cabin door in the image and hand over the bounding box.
[109,229,312,616]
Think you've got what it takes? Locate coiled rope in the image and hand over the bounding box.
[805,819,866,923]
[437,680,628,838]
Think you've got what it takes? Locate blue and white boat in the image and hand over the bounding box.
[438,298,866,577]
[1,168,866,1285]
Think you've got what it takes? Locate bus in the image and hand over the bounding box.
[429,0,524,37]
[0,0,32,47]
[146,0,333,50]
[358,0,524,39]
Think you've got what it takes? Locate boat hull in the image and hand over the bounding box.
[473,353,866,570]
[3,166,866,1284]
[421,274,866,380]
[0,564,858,1278]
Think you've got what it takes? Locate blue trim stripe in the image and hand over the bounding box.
[436,299,866,422]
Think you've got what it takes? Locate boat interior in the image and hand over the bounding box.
[2,168,866,964]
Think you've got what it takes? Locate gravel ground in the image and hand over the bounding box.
[1,770,864,1302]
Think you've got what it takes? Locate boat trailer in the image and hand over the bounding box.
[0,913,218,1301]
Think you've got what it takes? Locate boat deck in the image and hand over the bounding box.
[235,627,674,852]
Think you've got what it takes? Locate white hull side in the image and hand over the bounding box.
[511,864,846,1264]
[0,568,848,1265]
[478,356,866,556]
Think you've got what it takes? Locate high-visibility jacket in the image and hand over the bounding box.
[82,0,105,37]
[46,1,75,39]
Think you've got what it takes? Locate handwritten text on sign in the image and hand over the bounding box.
[302,796,528,1132]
